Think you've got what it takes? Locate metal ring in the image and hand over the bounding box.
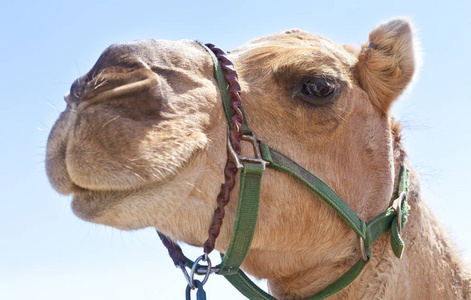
[196,266,220,275]
[190,254,212,286]
[179,262,194,289]
[359,237,370,262]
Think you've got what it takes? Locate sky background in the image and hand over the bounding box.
[1,1,470,299]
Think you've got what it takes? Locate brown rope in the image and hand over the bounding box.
[203,43,244,255]
[159,232,188,266]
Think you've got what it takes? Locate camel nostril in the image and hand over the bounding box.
[69,77,86,103]
[64,91,78,109]
[64,91,71,106]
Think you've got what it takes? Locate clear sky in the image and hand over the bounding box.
[1,1,470,299]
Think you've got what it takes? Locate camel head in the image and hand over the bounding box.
[46,19,417,297]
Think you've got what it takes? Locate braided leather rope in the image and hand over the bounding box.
[160,43,244,265]
[159,233,188,266]
[203,43,244,255]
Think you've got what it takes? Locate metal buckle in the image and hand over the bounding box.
[227,130,269,170]
[392,191,406,234]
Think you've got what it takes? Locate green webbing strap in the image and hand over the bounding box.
[390,220,403,258]
[217,162,264,275]
[205,47,234,126]
[222,256,370,300]
[306,258,370,300]
[224,270,276,300]
[398,165,411,198]
[260,143,367,239]
[390,165,411,258]
[364,209,396,247]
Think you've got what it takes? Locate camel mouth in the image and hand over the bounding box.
[69,184,138,223]
[62,158,174,226]
[69,184,157,230]
[67,146,209,229]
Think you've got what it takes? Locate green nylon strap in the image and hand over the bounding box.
[397,165,411,197]
[224,270,276,300]
[205,46,234,127]
[260,143,367,239]
[364,208,396,247]
[390,218,403,258]
[217,162,264,275]
[390,165,411,258]
[219,257,371,300]
[222,258,370,300]
[306,257,370,300]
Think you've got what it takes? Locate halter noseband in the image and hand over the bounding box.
[159,43,411,300]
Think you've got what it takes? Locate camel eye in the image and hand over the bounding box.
[301,78,336,98]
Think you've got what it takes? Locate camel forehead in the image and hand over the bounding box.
[232,29,357,67]
[100,39,201,61]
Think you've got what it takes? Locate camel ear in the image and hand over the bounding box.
[354,19,417,113]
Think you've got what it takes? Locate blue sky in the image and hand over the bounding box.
[1,1,470,299]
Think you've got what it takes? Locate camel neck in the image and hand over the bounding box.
[341,171,471,299]
[261,167,470,299]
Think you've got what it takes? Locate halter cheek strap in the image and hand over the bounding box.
[159,43,411,300]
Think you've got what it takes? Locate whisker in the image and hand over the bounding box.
[101,115,120,129]
[94,79,108,90]
[47,102,61,113]
[94,69,107,86]
[328,107,346,122]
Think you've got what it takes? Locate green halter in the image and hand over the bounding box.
[184,45,411,300]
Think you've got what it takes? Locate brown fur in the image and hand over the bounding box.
[46,19,470,299]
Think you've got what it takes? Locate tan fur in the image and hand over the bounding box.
[46,20,470,299]
[354,19,416,113]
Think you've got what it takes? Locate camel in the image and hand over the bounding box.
[46,18,470,299]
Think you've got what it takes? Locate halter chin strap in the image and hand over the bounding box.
[160,44,411,300]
